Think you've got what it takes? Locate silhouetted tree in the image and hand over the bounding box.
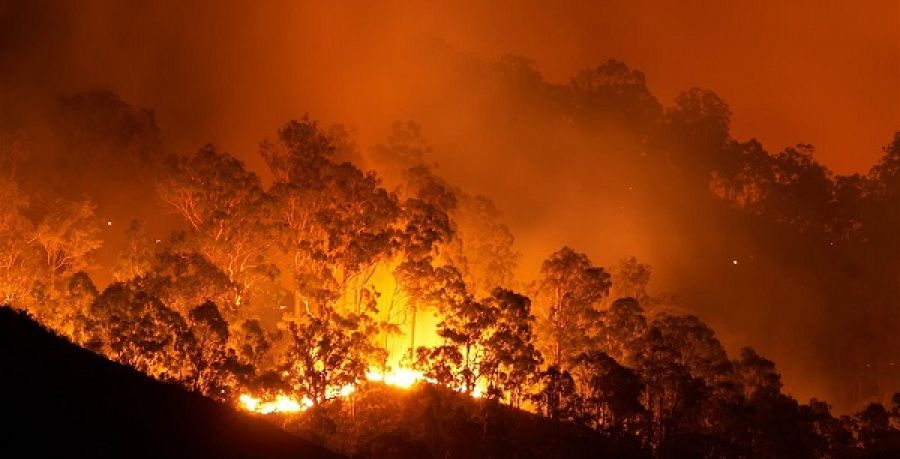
[532,247,611,369]
[568,59,662,133]
[651,313,731,385]
[608,257,653,306]
[279,306,382,405]
[574,351,645,430]
[188,301,241,399]
[87,283,195,382]
[30,199,102,302]
[230,318,271,371]
[159,145,277,318]
[531,365,583,423]
[480,288,542,407]
[598,297,647,365]
[263,118,400,317]
[0,182,37,307]
[139,247,234,318]
[112,220,157,282]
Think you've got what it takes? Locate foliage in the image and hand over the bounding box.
[531,247,611,368]
[279,305,384,405]
[159,145,277,318]
[1,83,898,458]
[85,283,196,382]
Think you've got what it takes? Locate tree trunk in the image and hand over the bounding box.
[409,303,417,355]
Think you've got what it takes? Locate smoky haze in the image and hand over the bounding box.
[2,0,898,412]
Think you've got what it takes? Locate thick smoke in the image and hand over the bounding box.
[1,0,898,412]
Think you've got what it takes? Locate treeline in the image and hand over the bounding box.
[412,54,900,411]
[0,71,898,457]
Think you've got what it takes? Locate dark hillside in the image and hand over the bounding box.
[0,306,343,459]
[286,384,649,459]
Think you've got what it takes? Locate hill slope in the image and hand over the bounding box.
[0,306,343,459]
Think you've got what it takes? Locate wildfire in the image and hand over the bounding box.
[238,393,312,414]
[239,367,428,414]
[365,367,428,388]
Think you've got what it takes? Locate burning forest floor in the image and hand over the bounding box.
[0,306,343,459]
[0,303,644,458]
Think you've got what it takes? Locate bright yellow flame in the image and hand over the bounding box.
[366,367,426,389]
[239,393,310,414]
[338,384,356,397]
[239,393,259,412]
[239,367,483,415]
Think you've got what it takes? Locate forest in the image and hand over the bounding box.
[1,56,899,458]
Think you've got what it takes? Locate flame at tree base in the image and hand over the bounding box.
[238,367,433,414]
[238,393,312,414]
[365,367,428,389]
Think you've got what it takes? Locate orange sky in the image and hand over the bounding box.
[7,1,895,174]
[391,0,900,174]
[2,0,898,410]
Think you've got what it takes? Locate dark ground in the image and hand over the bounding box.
[0,306,344,459]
